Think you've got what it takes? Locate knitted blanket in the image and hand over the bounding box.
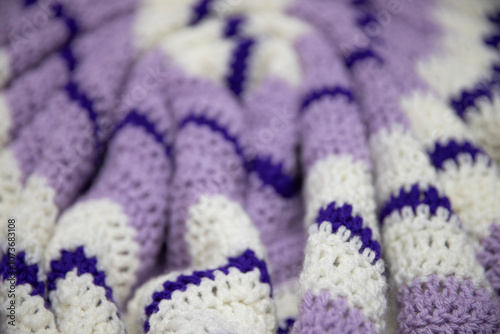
[0,0,499,333]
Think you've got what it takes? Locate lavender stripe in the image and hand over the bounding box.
[428,139,489,170]
[47,246,113,301]
[478,224,500,295]
[224,16,246,38]
[0,252,45,298]
[113,111,171,157]
[226,37,255,97]
[300,86,355,113]
[379,184,452,224]
[294,290,376,333]
[189,0,214,26]
[316,202,381,262]
[179,114,300,197]
[398,275,500,332]
[143,249,270,332]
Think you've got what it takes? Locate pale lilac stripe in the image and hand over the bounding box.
[293,290,376,334]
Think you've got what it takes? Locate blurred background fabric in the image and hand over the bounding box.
[0,0,500,333]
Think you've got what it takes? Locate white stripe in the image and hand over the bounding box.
[49,269,125,334]
[0,284,58,334]
[132,0,301,53]
[248,37,302,89]
[401,89,500,242]
[385,278,399,334]
[417,2,499,98]
[139,13,306,92]
[369,125,438,204]
[140,0,193,9]
[242,13,310,44]
[133,0,206,52]
[45,199,140,308]
[145,269,275,334]
[440,0,499,22]
[382,204,490,290]
[400,90,473,147]
[211,0,293,17]
[300,223,386,333]
[160,20,303,91]
[274,279,300,325]
[185,194,267,269]
[126,272,180,334]
[0,93,11,149]
[304,155,379,239]
[5,175,57,264]
[438,153,500,241]
[0,149,23,251]
[159,20,233,85]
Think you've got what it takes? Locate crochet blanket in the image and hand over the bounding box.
[0,0,499,333]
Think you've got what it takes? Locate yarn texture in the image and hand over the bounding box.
[0,0,500,333]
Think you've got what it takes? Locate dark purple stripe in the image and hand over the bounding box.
[357,12,377,27]
[484,35,500,48]
[60,46,77,72]
[64,80,100,142]
[355,10,383,44]
[277,318,295,334]
[51,3,79,40]
[178,114,300,198]
[189,0,214,26]
[379,184,453,224]
[226,37,255,97]
[224,16,246,38]
[143,249,270,332]
[179,114,244,156]
[453,10,500,119]
[24,0,38,7]
[113,110,171,157]
[346,0,384,68]
[428,139,489,170]
[0,252,45,298]
[316,202,381,262]
[449,64,500,120]
[344,48,384,68]
[247,156,301,199]
[300,86,355,113]
[488,11,500,27]
[351,0,370,6]
[59,45,101,149]
[47,246,114,302]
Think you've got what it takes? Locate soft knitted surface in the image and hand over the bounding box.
[1,1,500,334]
